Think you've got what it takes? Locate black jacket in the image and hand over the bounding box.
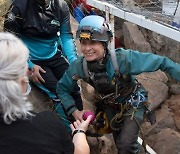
[4,0,71,38]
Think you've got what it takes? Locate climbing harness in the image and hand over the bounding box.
[82,49,154,152]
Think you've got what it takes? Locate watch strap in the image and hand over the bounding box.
[72,129,85,137]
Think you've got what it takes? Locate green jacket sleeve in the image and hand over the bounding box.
[117,49,180,81]
[56,59,82,115]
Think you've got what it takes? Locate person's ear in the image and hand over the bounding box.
[18,76,29,93]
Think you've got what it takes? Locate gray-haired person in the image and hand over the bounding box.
[0,32,91,154]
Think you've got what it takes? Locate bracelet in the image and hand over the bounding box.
[72,129,85,137]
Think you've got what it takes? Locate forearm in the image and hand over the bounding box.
[73,133,90,154]
[57,66,82,115]
[70,115,92,154]
[119,49,180,81]
[60,2,77,63]
[61,37,77,63]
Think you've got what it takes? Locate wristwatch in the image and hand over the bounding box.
[72,129,85,137]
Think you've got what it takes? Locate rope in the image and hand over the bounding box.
[127,110,148,154]
[109,103,148,153]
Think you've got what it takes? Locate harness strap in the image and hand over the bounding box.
[110,103,124,130]
[109,49,120,77]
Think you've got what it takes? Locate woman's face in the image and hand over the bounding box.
[80,40,105,61]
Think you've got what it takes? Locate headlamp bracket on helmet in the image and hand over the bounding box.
[79,26,93,40]
[79,31,91,40]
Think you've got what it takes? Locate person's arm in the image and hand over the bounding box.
[4,3,47,84]
[70,116,92,154]
[57,70,78,115]
[59,1,78,63]
[117,49,180,81]
[57,58,86,120]
[57,60,80,113]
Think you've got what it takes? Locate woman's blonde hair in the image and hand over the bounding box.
[0,32,33,124]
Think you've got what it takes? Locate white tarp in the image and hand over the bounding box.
[162,0,178,15]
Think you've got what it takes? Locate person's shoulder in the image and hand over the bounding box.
[12,0,29,8]
[115,48,129,56]
[68,56,84,76]
[36,111,57,118]
[69,56,83,68]
[35,111,64,126]
[35,111,60,122]
[33,111,66,131]
[74,56,84,64]
[9,0,29,17]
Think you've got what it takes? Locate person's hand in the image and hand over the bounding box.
[70,117,91,154]
[72,110,85,121]
[30,64,46,84]
[70,115,92,133]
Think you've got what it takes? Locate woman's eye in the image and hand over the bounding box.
[81,42,86,45]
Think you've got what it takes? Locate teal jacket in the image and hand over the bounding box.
[57,48,180,115]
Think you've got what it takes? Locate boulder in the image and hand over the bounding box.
[142,103,176,137]
[137,70,169,110]
[170,84,180,95]
[149,128,180,154]
[168,95,180,131]
[87,134,117,154]
[123,22,152,52]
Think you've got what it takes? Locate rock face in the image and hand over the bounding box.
[142,95,180,154]
[123,22,152,52]
[168,95,180,131]
[136,70,169,110]
[140,28,180,63]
